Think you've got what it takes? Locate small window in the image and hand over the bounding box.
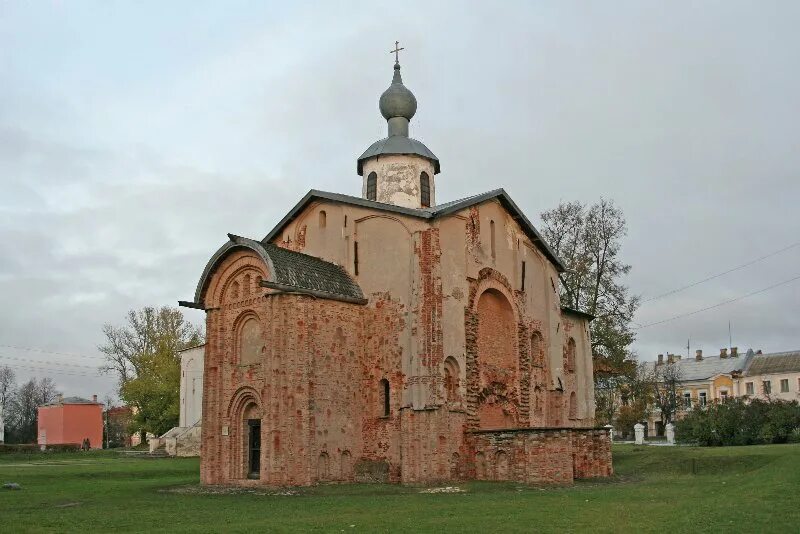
[353,241,359,276]
[684,392,692,407]
[565,337,576,372]
[699,392,707,406]
[531,331,543,367]
[490,220,496,259]
[367,172,377,201]
[319,210,326,228]
[720,390,728,401]
[521,261,526,291]
[443,357,460,403]
[746,382,754,395]
[379,379,390,417]
[420,172,430,207]
[763,380,771,395]
[780,379,789,393]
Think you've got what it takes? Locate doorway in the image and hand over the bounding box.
[247,419,261,479]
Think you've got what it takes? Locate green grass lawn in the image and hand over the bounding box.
[1,444,799,533]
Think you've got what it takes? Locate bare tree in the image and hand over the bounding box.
[0,366,15,409]
[6,377,58,443]
[652,362,683,425]
[540,199,639,374]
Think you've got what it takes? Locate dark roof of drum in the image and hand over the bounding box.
[357,136,440,175]
[263,188,566,272]
[185,234,365,309]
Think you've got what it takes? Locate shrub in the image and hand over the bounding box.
[46,443,82,452]
[0,443,40,454]
[676,398,800,446]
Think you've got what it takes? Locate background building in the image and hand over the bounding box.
[38,395,103,449]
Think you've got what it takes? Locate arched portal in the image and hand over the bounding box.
[227,387,262,480]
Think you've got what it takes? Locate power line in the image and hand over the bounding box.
[0,353,103,371]
[636,273,800,329]
[0,362,106,378]
[641,241,800,303]
[0,344,105,361]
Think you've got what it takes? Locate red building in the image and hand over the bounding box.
[37,395,103,449]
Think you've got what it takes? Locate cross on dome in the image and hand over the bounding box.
[390,41,404,64]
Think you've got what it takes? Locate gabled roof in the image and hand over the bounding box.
[182,234,366,310]
[745,350,800,376]
[263,189,566,272]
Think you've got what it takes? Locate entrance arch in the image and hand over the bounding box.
[227,387,262,480]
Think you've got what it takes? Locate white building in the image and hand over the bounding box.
[149,344,205,456]
[179,344,205,427]
[737,350,800,401]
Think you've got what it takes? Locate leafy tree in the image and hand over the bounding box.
[99,306,203,437]
[540,199,639,375]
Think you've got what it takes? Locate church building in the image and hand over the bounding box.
[180,51,612,486]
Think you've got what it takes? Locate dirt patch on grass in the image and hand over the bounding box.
[162,484,300,496]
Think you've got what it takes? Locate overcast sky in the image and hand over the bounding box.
[1,1,799,400]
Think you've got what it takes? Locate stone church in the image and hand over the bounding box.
[180,54,612,486]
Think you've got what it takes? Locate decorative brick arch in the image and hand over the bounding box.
[465,268,523,430]
[231,310,263,366]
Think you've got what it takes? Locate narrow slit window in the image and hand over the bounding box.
[354,241,359,276]
[490,220,496,259]
[319,210,326,228]
[366,172,377,201]
[380,378,390,416]
[521,261,526,291]
[420,172,430,207]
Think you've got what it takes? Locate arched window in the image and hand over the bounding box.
[230,280,240,300]
[569,392,577,419]
[243,274,251,296]
[490,220,496,259]
[340,450,352,479]
[319,210,327,228]
[495,450,509,480]
[475,452,486,479]
[366,172,377,201]
[531,331,544,368]
[566,337,576,372]
[239,317,262,365]
[318,452,330,481]
[420,172,431,207]
[379,378,390,416]
[443,356,460,403]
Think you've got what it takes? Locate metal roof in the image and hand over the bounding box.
[185,234,365,309]
[262,189,566,272]
[356,136,440,175]
[745,350,800,376]
[643,354,751,382]
[42,396,101,407]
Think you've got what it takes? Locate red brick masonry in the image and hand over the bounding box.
[468,427,613,484]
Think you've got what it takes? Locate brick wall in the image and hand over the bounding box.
[468,427,612,485]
